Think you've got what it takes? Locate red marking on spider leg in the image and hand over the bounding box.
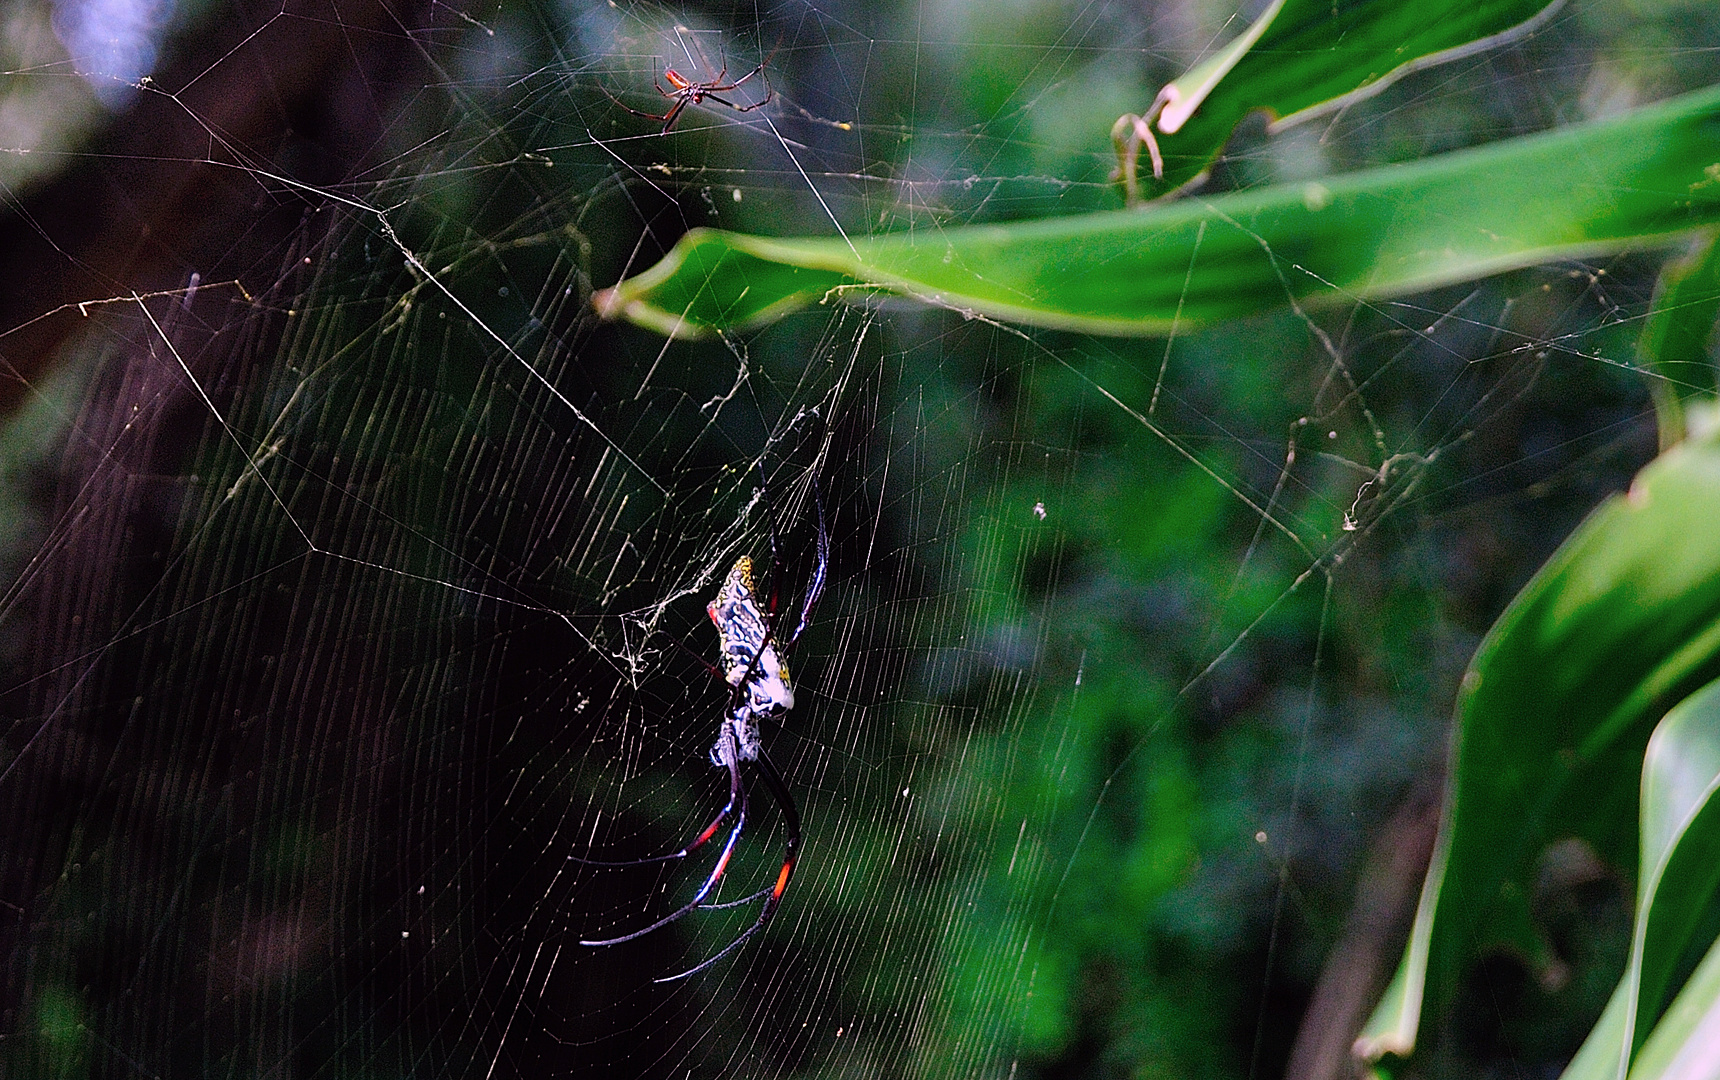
[772,861,793,899]
[695,817,724,845]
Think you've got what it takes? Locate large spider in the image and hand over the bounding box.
[578,486,827,981]
[612,53,774,133]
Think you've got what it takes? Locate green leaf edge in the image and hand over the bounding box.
[1265,0,1566,134]
[1155,0,1288,134]
[1358,416,1720,1068]
[1145,0,1565,197]
[1629,921,1720,1079]
[1639,231,1720,450]
[1560,676,1720,1079]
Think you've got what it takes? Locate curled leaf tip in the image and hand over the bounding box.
[591,286,623,319]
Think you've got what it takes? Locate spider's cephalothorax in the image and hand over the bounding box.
[576,485,827,981]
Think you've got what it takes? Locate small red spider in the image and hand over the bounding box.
[614,56,774,133]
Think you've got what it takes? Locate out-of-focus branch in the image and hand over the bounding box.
[1285,784,1442,1080]
[0,0,447,413]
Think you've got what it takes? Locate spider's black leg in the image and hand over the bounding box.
[599,82,674,124]
[695,885,774,909]
[569,771,737,868]
[784,481,827,649]
[720,61,766,91]
[579,727,749,946]
[654,747,800,981]
[751,747,801,909]
[668,633,725,684]
[659,97,689,133]
[726,86,773,114]
[715,66,774,114]
[572,657,739,867]
[698,87,773,115]
[725,31,783,94]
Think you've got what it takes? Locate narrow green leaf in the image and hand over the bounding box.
[1358,416,1720,1066]
[1143,0,1563,197]
[1559,677,1720,1079]
[596,84,1720,340]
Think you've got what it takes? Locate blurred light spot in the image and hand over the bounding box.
[51,0,176,108]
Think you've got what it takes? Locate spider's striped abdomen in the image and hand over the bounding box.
[708,556,795,716]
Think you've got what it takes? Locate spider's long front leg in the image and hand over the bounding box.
[579,727,750,947]
[655,746,800,982]
[568,749,740,868]
[658,98,689,133]
[751,747,801,908]
[715,53,772,95]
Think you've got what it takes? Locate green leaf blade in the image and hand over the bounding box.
[598,85,1720,340]
[1150,0,1565,194]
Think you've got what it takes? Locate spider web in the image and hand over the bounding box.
[0,0,1712,1077]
